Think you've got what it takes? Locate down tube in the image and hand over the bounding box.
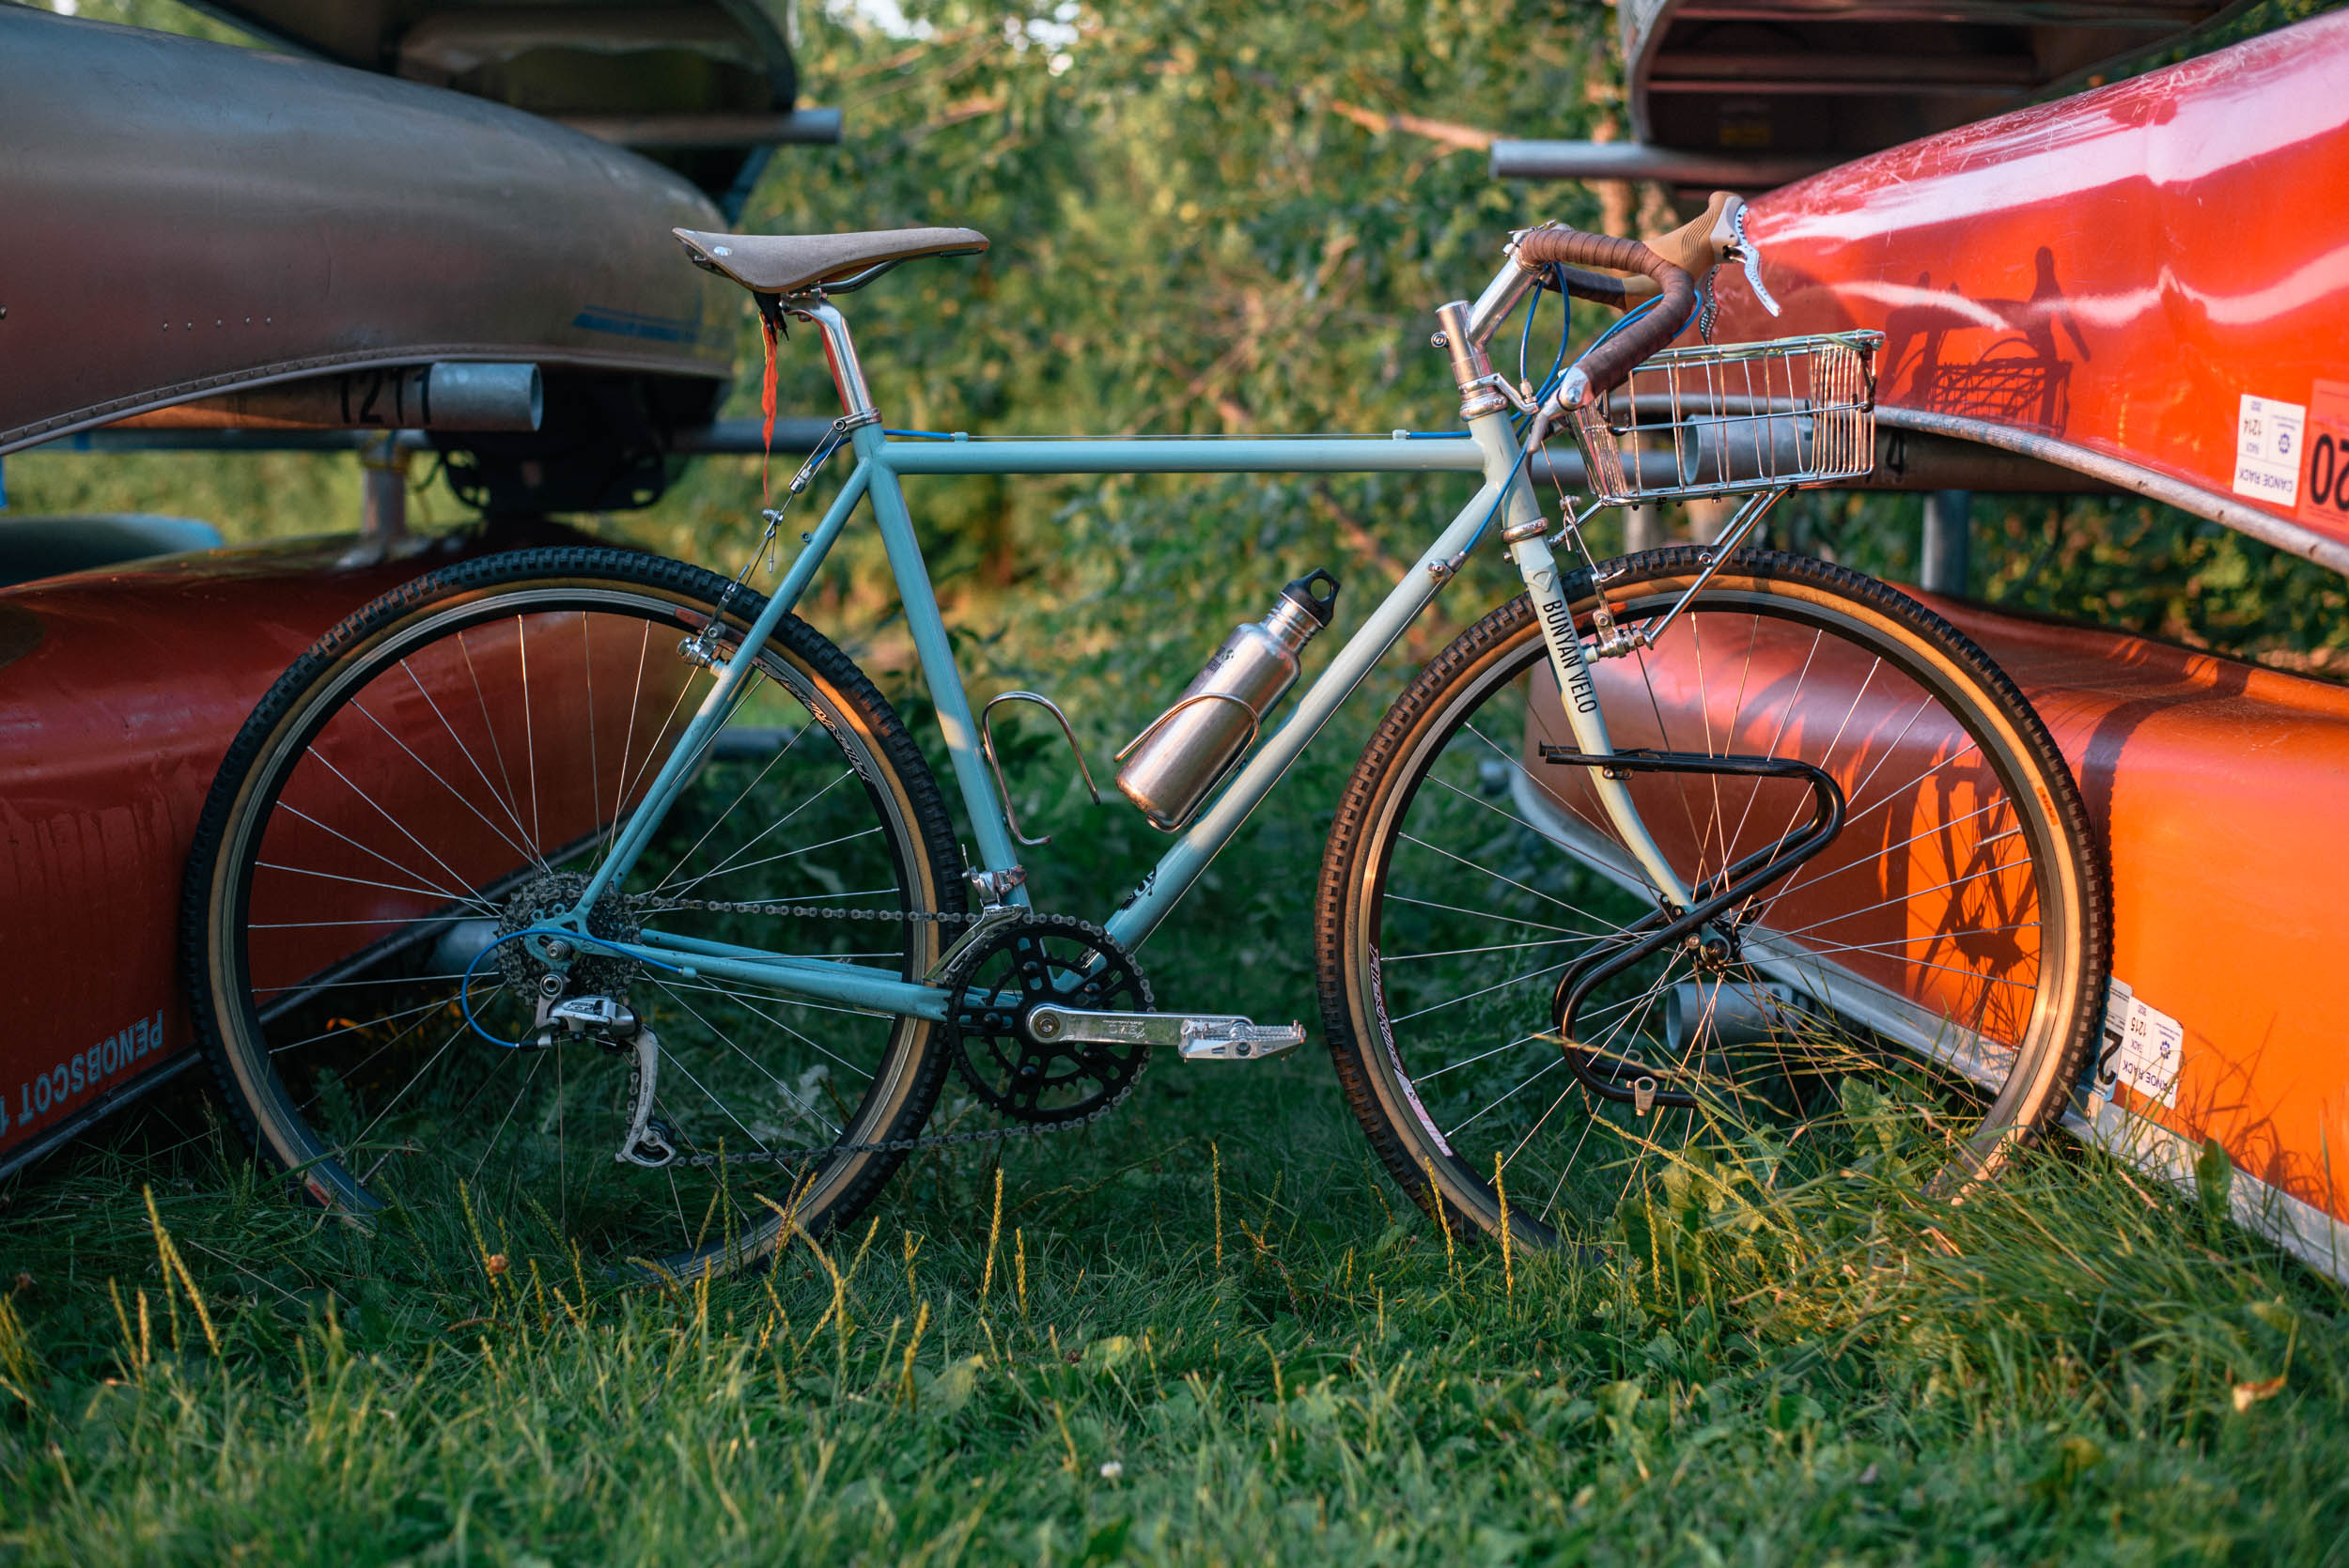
[1102,480,1501,952]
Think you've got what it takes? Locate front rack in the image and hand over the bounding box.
[1569,331,1883,505]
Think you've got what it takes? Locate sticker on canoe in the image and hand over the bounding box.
[2296,379,2349,531]
[2234,394,2307,506]
[2093,977,2183,1110]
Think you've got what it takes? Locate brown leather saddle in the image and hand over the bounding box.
[673,225,988,297]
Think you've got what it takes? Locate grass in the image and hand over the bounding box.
[3,1049,2345,1564]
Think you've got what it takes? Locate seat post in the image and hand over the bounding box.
[792,300,879,425]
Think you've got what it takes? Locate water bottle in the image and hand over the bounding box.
[1115,569,1340,830]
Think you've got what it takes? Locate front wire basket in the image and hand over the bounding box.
[1568,330,1883,505]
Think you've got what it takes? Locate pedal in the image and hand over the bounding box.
[1026,1004,1304,1062]
[1174,1019,1305,1063]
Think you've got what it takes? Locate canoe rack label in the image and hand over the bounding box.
[2234,393,2308,507]
[2094,976,2184,1111]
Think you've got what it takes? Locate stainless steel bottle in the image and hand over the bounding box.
[1116,569,1340,830]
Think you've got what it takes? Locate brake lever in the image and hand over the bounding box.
[1728,202,1781,318]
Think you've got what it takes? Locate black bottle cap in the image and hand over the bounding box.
[1281,568,1342,627]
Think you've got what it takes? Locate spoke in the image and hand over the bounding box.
[1780,916,2041,954]
[610,661,708,850]
[464,1049,542,1187]
[647,1024,799,1155]
[582,614,601,872]
[1628,623,1714,882]
[666,824,886,892]
[1751,733,1987,928]
[652,984,835,1138]
[1781,943,2038,990]
[1412,1031,1548,1083]
[1426,765,1677,895]
[254,970,472,1000]
[1537,1093,1606,1225]
[655,976,880,1088]
[389,661,546,870]
[1501,1067,1585,1175]
[518,615,542,848]
[1381,893,1582,936]
[1458,720,1645,888]
[255,859,499,911]
[1769,797,2012,899]
[661,977,896,1024]
[1705,613,1765,883]
[1389,957,1572,1024]
[1757,854,2038,937]
[659,768,861,896]
[652,712,815,885]
[1396,834,1636,927]
[270,993,469,1056]
[254,915,476,931]
[346,1018,475,1157]
[601,621,655,862]
[1381,936,1596,964]
[286,986,485,1099]
[301,753,504,917]
[271,801,483,911]
[456,629,541,868]
[1442,1054,1568,1141]
[1719,624,1823,869]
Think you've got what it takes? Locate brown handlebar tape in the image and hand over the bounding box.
[1516,225,1694,400]
[1546,194,1742,313]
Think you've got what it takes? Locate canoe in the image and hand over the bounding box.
[0,526,615,1178]
[1517,593,2349,1281]
[0,6,735,458]
[1699,8,2349,574]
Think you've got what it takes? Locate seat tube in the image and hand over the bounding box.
[855,431,1030,895]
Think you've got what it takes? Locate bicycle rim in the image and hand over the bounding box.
[188,552,961,1280]
[1320,551,2105,1246]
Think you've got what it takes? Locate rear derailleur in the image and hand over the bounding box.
[536,993,677,1169]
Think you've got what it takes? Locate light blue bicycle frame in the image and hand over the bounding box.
[552,283,1694,1024]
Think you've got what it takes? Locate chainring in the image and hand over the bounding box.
[944,913,1153,1125]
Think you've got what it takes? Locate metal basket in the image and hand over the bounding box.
[1568,331,1882,505]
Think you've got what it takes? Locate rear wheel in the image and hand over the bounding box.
[1315,549,2108,1246]
[183,547,964,1280]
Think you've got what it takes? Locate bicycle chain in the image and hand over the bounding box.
[631,895,1143,1170]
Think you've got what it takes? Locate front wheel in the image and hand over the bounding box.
[182,547,966,1281]
[1315,549,2109,1247]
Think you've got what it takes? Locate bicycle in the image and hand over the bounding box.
[182,196,2111,1280]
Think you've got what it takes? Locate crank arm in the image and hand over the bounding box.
[1026,1004,1304,1062]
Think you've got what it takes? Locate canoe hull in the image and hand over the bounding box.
[0,8,735,456]
[1707,10,2349,571]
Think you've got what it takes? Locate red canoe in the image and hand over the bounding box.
[1711,8,2349,575]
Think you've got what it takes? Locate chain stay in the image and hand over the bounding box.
[636,896,1135,1169]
